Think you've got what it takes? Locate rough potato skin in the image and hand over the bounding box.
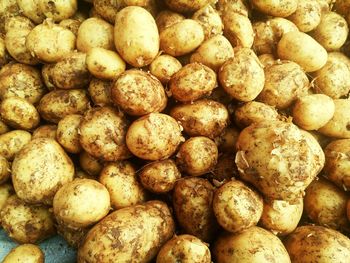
[284,225,350,262]
[77,201,175,263]
[88,78,113,106]
[0,130,32,160]
[164,0,211,13]
[0,195,56,244]
[149,54,182,84]
[93,0,125,23]
[79,151,102,177]
[287,0,322,32]
[0,184,14,213]
[192,4,223,40]
[173,177,218,242]
[59,18,81,35]
[252,0,298,17]
[56,114,82,153]
[156,10,185,33]
[57,224,90,249]
[39,0,77,22]
[2,244,44,263]
[156,234,211,263]
[12,138,75,205]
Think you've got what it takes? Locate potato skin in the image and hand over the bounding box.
[32,125,57,140]
[287,0,322,32]
[92,0,124,23]
[164,0,211,13]
[17,0,45,24]
[77,201,175,263]
[0,155,10,184]
[252,0,298,17]
[56,114,82,154]
[12,138,75,205]
[149,54,182,84]
[88,78,113,106]
[0,130,31,161]
[0,184,14,213]
[3,244,44,263]
[156,10,185,33]
[59,18,81,35]
[192,4,223,40]
[39,0,77,22]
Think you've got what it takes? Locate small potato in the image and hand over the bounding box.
[284,226,350,262]
[213,226,291,263]
[287,0,322,32]
[257,61,309,109]
[88,78,113,106]
[17,0,45,23]
[38,89,90,124]
[0,0,20,35]
[59,18,81,35]
[0,155,10,184]
[86,47,126,80]
[0,97,40,130]
[149,54,182,84]
[26,20,76,63]
[173,177,218,242]
[216,0,250,17]
[77,17,114,52]
[56,114,82,154]
[156,10,185,33]
[0,37,9,67]
[170,99,229,139]
[111,69,167,116]
[252,0,298,17]
[192,4,223,40]
[92,0,124,23]
[164,0,211,13]
[0,195,56,243]
[219,48,265,102]
[3,244,44,263]
[139,159,181,194]
[53,179,110,229]
[57,224,89,248]
[277,31,328,72]
[258,53,276,67]
[160,19,204,57]
[156,235,211,263]
[190,35,234,72]
[114,6,159,67]
[0,63,45,104]
[79,151,102,177]
[260,198,303,236]
[39,0,77,22]
[123,0,159,17]
[310,11,349,51]
[176,136,218,176]
[0,130,31,161]
[99,161,147,209]
[12,138,75,205]
[215,127,240,153]
[213,180,263,233]
[79,107,131,161]
[126,113,183,161]
[32,125,57,140]
[0,184,13,213]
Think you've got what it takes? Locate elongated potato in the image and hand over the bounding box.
[114,6,159,67]
[287,0,322,32]
[192,4,223,40]
[149,54,182,84]
[56,114,82,154]
[88,78,113,106]
[3,244,44,263]
[17,0,45,23]
[0,130,31,160]
[39,0,77,22]
[252,0,298,17]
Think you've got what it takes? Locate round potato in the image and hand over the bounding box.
[126,113,183,161]
[0,155,10,184]
[3,244,44,263]
[99,161,147,209]
[0,130,31,160]
[149,54,182,84]
[111,69,167,116]
[0,97,40,130]
[155,10,185,33]
[0,184,13,212]
[287,0,322,32]
[56,114,82,154]
[32,125,57,140]
[59,18,81,35]
[114,6,159,67]
[156,235,211,263]
[39,0,77,22]
[17,0,45,24]
[139,159,181,194]
[79,151,103,177]
[252,0,298,17]
[219,47,265,102]
[0,0,20,35]
[88,78,113,106]
[164,0,210,13]
[192,4,223,40]
[0,195,56,243]
[92,0,124,23]
[77,201,175,263]
[79,107,131,161]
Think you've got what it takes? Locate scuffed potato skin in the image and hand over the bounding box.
[156,10,185,33]
[57,224,90,249]
[0,130,32,160]
[192,4,223,40]
[287,0,322,32]
[92,0,124,23]
[2,244,44,263]
[39,0,77,22]
[149,54,182,84]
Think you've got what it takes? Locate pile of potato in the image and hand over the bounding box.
[1,0,350,262]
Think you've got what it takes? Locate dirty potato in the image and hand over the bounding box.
[39,0,77,22]
[252,0,298,17]
[59,18,81,35]
[17,0,45,24]
[56,224,90,249]
[2,244,44,263]
[149,54,182,84]
[164,0,211,13]
[192,4,223,40]
[56,114,82,154]
[79,151,103,177]
[32,125,57,140]
[88,78,113,106]
[0,155,10,184]
[287,0,322,32]
[156,10,185,33]
[0,184,13,214]
[0,130,32,160]
[92,0,124,23]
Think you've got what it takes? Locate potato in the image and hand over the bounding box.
[318,99,350,138]
[38,89,90,124]
[88,78,113,106]
[79,151,102,177]
[192,4,223,40]
[12,138,74,204]
[260,198,303,236]
[310,11,348,51]
[0,0,20,35]
[149,54,182,84]
[56,114,82,154]
[0,63,45,104]
[2,244,44,263]
[234,101,279,128]
[235,121,325,201]
[79,107,131,161]
[304,177,349,230]
[284,225,350,262]
[210,154,239,184]
[160,19,204,57]
[213,180,263,233]
[257,61,309,109]
[258,53,276,67]
[32,125,57,139]
[170,99,229,139]
[277,31,328,72]
[173,177,218,242]
[156,235,211,263]
[41,64,55,91]
[57,224,89,248]
[0,97,40,130]
[114,6,159,67]
[219,48,265,102]
[17,0,45,24]
[92,0,124,23]
[252,0,298,17]
[190,35,234,72]
[164,0,211,13]
[77,17,114,52]
[176,136,218,176]
[86,48,126,80]
[99,161,147,209]
[213,226,291,263]
[139,159,181,194]
[0,155,10,184]
[215,127,240,153]
[111,69,167,116]
[0,130,31,160]
[156,10,185,33]
[124,0,159,16]
[0,37,9,67]
[39,0,77,21]
[216,0,250,17]
[77,201,175,263]
[0,120,10,135]
[126,113,183,161]
[287,0,322,32]
[0,184,13,212]
[292,94,335,130]
[26,20,76,63]
[59,18,81,35]
[0,195,56,243]
[169,63,217,103]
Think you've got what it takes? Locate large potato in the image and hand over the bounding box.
[0,130,31,160]
[2,244,44,263]
[114,6,159,67]
[192,4,223,40]
[12,138,75,205]
[252,0,298,17]
[149,54,182,84]
[39,0,77,22]
[17,0,45,24]
[287,0,322,32]
[164,0,210,13]
[56,114,82,154]
[77,201,175,263]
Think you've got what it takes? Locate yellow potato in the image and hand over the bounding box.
[0,120,9,135]
[149,54,182,84]
[156,10,185,33]
[0,183,13,213]
[59,18,81,35]
[56,114,82,154]
[0,130,32,160]
[164,0,211,13]
[39,0,77,22]
[287,0,322,32]
[79,151,103,177]
[17,0,45,23]
[32,125,57,140]
[88,78,113,106]
[192,4,223,40]
[92,0,124,23]
[252,0,298,17]
[0,37,9,67]
[0,155,10,184]
[3,244,44,263]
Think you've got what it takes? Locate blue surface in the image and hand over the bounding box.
[0,229,77,263]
